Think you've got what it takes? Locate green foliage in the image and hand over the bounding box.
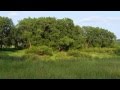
[0,16,117,51]
[114,48,120,55]
[0,14,119,79]
[16,17,116,50]
[52,51,74,60]
[115,39,120,48]
[80,48,117,54]
[26,46,53,56]
[67,50,92,58]
[1,50,120,79]
[67,50,81,57]
[59,36,74,51]
[0,16,14,48]
[82,26,116,48]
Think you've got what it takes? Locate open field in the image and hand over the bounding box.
[0,48,120,79]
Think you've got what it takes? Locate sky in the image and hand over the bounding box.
[0,11,120,39]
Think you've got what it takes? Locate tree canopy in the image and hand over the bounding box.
[0,16,117,51]
[0,16,14,48]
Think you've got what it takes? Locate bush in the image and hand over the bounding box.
[115,48,120,55]
[54,52,73,60]
[26,46,53,56]
[80,48,116,54]
[67,50,93,58]
[67,50,80,57]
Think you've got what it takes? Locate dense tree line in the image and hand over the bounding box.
[0,16,116,51]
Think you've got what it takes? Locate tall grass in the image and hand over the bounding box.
[0,47,120,79]
[80,47,117,54]
[0,57,120,79]
[25,46,53,56]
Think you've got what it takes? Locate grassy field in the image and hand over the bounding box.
[0,48,120,79]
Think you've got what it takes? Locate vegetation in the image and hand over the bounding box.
[26,46,53,56]
[0,16,120,79]
[0,16,116,50]
[0,49,120,79]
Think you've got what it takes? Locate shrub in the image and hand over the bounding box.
[26,46,53,56]
[54,52,72,60]
[67,50,93,58]
[80,48,117,54]
[115,48,120,55]
[67,50,80,57]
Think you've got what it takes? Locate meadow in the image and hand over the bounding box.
[0,47,120,79]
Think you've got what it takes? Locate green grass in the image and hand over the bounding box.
[0,57,120,79]
[0,48,120,79]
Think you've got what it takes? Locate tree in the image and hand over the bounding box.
[72,25,86,49]
[82,26,116,48]
[0,16,116,50]
[0,16,14,48]
[59,36,74,51]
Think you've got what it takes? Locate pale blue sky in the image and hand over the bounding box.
[0,11,120,39]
